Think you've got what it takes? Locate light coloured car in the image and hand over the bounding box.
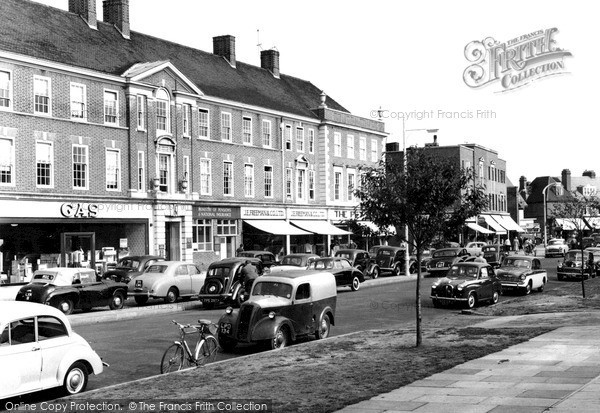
[496,256,547,294]
[545,238,568,258]
[269,254,320,273]
[128,261,204,305]
[464,241,488,257]
[0,301,105,398]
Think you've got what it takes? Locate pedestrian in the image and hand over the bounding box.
[240,260,259,294]
[513,237,520,253]
[236,244,244,255]
[474,251,487,263]
[504,238,511,254]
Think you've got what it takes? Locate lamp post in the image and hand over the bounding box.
[542,182,560,247]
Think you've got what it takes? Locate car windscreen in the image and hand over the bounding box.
[447,265,478,279]
[502,258,531,268]
[548,240,564,246]
[433,250,457,258]
[564,251,583,261]
[146,265,168,273]
[281,257,303,266]
[335,253,351,259]
[252,281,293,299]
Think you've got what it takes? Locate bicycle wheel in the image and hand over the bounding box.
[160,344,185,374]
[196,335,219,366]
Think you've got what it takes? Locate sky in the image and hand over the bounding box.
[31,0,599,186]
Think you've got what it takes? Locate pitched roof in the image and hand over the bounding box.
[0,0,349,119]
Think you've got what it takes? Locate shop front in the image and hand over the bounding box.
[192,205,241,268]
[0,199,151,282]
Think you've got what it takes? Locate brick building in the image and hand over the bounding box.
[0,0,386,275]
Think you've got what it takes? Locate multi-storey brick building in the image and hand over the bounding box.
[0,0,386,276]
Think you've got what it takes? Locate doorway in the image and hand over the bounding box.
[165,222,181,261]
[60,232,95,269]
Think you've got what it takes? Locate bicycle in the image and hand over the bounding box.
[160,319,219,374]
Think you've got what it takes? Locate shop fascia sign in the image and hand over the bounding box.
[288,208,327,220]
[240,207,286,219]
[60,202,99,218]
[195,206,240,219]
[329,208,359,221]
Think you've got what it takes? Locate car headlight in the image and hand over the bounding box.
[457,283,465,291]
[268,311,276,319]
[519,274,525,280]
[225,306,233,314]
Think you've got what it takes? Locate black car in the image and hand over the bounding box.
[237,251,277,267]
[308,257,365,291]
[198,257,265,308]
[335,249,378,278]
[374,246,418,276]
[481,245,506,268]
[101,255,164,283]
[15,268,128,315]
[426,248,470,277]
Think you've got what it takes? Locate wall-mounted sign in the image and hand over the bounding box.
[195,206,240,219]
[119,238,128,248]
[288,208,327,220]
[329,208,358,221]
[60,203,98,218]
[241,207,285,219]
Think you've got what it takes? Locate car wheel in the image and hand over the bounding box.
[109,290,125,310]
[409,263,417,275]
[164,287,178,304]
[466,292,476,309]
[491,290,499,304]
[134,296,149,305]
[315,313,331,340]
[557,274,564,281]
[538,279,546,292]
[54,298,74,315]
[218,334,237,352]
[370,267,380,279]
[63,362,88,395]
[350,276,360,291]
[524,282,532,295]
[204,279,224,295]
[393,265,402,276]
[271,325,290,350]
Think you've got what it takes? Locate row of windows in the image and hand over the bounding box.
[489,193,506,212]
[333,132,379,162]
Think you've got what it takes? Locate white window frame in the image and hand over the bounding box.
[334,132,342,157]
[198,108,209,139]
[36,140,54,188]
[0,137,15,186]
[308,129,315,154]
[183,155,190,193]
[297,167,306,201]
[137,151,145,192]
[370,139,378,162]
[262,120,272,148]
[200,158,212,196]
[359,137,367,161]
[347,169,356,201]
[155,89,170,133]
[103,89,118,125]
[72,144,89,190]
[296,127,304,153]
[34,75,51,116]
[333,167,343,201]
[221,112,232,142]
[264,165,273,198]
[347,135,355,159]
[192,219,213,252]
[223,161,233,196]
[244,163,255,197]
[308,170,315,200]
[285,168,293,199]
[0,69,13,111]
[285,125,292,151]
[242,116,252,145]
[157,152,173,193]
[137,95,146,131]
[105,148,121,191]
[182,103,191,138]
[70,83,86,121]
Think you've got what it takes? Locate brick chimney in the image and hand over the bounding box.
[69,0,97,29]
[103,0,130,39]
[213,35,236,68]
[561,169,571,191]
[260,49,280,78]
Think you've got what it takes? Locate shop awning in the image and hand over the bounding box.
[493,215,525,233]
[585,217,600,230]
[481,214,507,234]
[290,220,352,235]
[244,220,311,235]
[466,222,494,234]
[555,218,589,231]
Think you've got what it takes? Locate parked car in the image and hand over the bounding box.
[198,257,265,308]
[307,257,365,291]
[426,248,470,277]
[557,249,599,281]
[101,255,164,284]
[481,244,507,268]
[374,246,418,276]
[128,261,204,305]
[419,249,433,272]
[496,256,547,295]
[237,250,277,267]
[430,262,501,309]
[368,245,385,257]
[464,241,488,256]
[0,301,106,398]
[15,268,128,315]
[334,249,378,278]
[545,238,568,258]
[269,254,320,273]
[217,270,337,351]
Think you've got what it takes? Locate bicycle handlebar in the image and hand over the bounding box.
[171,320,216,330]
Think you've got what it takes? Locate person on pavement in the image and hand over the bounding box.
[241,260,259,294]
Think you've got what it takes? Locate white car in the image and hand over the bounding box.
[464,242,488,256]
[0,301,105,399]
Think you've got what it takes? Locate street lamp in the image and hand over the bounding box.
[542,182,561,247]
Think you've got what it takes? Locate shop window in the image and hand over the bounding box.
[104,90,118,124]
[193,219,212,251]
[200,158,212,195]
[262,120,272,147]
[0,137,15,185]
[217,220,237,235]
[72,144,88,189]
[223,161,233,196]
[106,148,121,191]
[70,83,86,120]
[0,70,12,109]
[36,141,53,187]
[198,109,209,138]
[264,165,273,198]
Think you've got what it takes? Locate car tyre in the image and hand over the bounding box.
[524,282,532,295]
[370,267,380,279]
[466,292,476,309]
[134,296,149,305]
[491,290,499,304]
[54,297,74,315]
[63,362,88,395]
[393,265,402,277]
[218,334,237,352]
[408,263,417,275]
[350,276,360,291]
[271,325,290,350]
[164,287,178,304]
[557,274,564,281]
[315,313,331,340]
[109,290,125,310]
[538,279,546,292]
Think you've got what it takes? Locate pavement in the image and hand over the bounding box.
[335,311,600,413]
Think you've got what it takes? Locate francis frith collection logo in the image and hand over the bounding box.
[463,28,572,92]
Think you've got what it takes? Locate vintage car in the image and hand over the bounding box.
[545,238,569,258]
[0,301,106,398]
[237,250,277,267]
[101,255,164,284]
[198,257,265,308]
[217,270,336,351]
[307,257,365,291]
[481,244,507,268]
[496,256,547,294]
[269,254,320,273]
[464,241,488,256]
[15,268,128,315]
[374,246,418,276]
[368,245,385,257]
[334,249,378,278]
[426,248,470,277]
[128,261,204,305]
[430,262,501,309]
[419,249,433,272]
[557,249,599,281]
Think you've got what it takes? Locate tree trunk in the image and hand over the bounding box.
[581,244,586,298]
[415,250,422,347]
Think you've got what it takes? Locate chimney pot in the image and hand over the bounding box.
[69,0,97,29]
[103,0,130,39]
[260,49,280,78]
[213,35,236,67]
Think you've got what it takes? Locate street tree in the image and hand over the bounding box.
[551,190,600,298]
[354,147,487,347]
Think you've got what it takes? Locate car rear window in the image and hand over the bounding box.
[207,267,231,278]
[33,273,55,281]
[433,250,457,258]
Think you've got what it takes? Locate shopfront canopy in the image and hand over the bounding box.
[493,215,525,233]
[555,218,589,231]
[244,220,311,235]
[481,214,507,235]
[290,220,352,235]
[466,222,494,234]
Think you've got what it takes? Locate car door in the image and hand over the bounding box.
[478,266,493,299]
[77,270,107,308]
[0,318,42,398]
[289,283,315,336]
[175,264,192,295]
[187,264,203,294]
[37,315,72,389]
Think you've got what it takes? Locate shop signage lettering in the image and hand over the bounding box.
[60,203,98,218]
[329,209,358,221]
[196,206,240,219]
[241,207,285,219]
[288,209,327,220]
